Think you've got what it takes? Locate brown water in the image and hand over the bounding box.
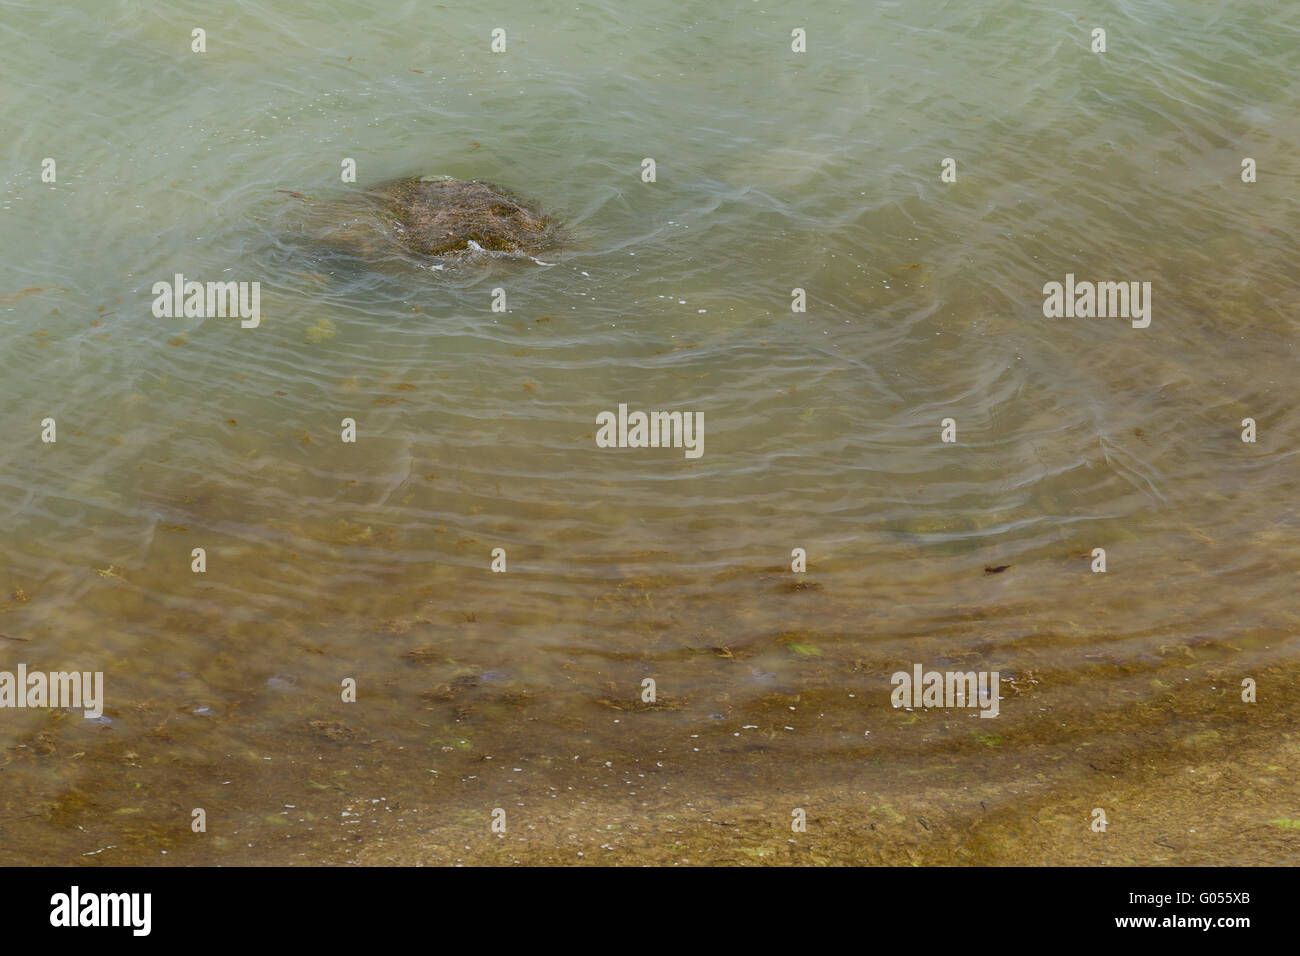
[1,0,1298,865]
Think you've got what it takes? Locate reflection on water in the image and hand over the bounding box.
[1,0,1298,864]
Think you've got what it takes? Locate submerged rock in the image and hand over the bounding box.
[284,177,559,262]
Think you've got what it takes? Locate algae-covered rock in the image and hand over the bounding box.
[283,177,559,262]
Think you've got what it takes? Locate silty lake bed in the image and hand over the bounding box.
[0,0,1298,864]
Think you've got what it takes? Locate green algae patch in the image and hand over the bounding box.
[783,641,822,658]
[304,318,337,343]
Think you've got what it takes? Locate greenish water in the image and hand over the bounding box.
[1,0,1298,864]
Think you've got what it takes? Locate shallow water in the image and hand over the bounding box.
[1,0,1298,864]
